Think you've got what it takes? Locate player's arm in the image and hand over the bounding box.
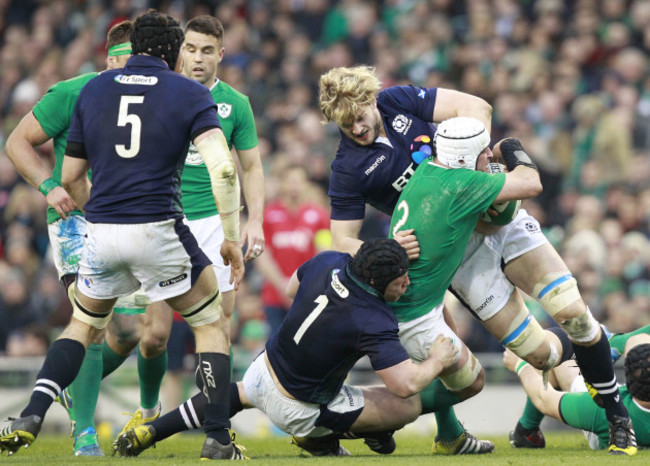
[6,112,77,218]
[61,155,91,209]
[492,138,543,203]
[285,269,300,300]
[503,349,563,420]
[432,89,492,132]
[236,146,265,261]
[195,128,244,289]
[330,218,364,255]
[375,335,458,398]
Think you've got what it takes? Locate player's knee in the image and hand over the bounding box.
[533,272,584,320]
[139,331,168,357]
[178,288,222,327]
[522,334,560,371]
[559,310,600,344]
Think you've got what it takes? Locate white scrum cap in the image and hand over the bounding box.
[434,116,490,170]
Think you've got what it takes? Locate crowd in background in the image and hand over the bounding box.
[0,0,649,368]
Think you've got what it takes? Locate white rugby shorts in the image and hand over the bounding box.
[184,214,234,294]
[76,218,210,302]
[450,209,547,321]
[397,303,464,363]
[242,354,365,437]
[48,215,86,278]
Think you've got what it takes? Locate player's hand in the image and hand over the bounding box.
[220,240,245,290]
[503,348,520,373]
[393,229,420,260]
[241,220,265,262]
[428,335,458,369]
[47,186,78,219]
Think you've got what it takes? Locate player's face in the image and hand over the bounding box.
[383,272,410,302]
[106,54,129,71]
[475,147,494,172]
[181,31,224,86]
[339,104,383,146]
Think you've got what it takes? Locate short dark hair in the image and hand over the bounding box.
[131,9,184,69]
[625,343,650,402]
[107,20,134,49]
[350,238,409,296]
[185,15,224,44]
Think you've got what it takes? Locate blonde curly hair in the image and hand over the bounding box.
[318,66,382,126]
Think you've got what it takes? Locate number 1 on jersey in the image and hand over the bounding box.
[293,295,328,345]
[116,95,144,158]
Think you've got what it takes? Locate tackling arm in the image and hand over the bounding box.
[432,89,493,132]
[330,219,364,255]
[376,335,458,398]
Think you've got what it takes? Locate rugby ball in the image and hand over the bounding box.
[480,163,521,226]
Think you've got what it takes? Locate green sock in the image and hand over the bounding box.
[435,407,465,441]
[101,341,129,379]
[519,397,545,430]
[137,346,167,410]
[608,324,650,356]
[69,343,102,436]
[419,378,461,414]
[419,379,464,441]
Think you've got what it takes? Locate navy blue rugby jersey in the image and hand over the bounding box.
[266,251,409,404]
[66,55,220,223]
[329,85,438,220]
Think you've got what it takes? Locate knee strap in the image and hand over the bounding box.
[533,272,581,317]
[178,288,222,327]
[441,353,482,391]
[72,294,113,329]
[500,312,546,358]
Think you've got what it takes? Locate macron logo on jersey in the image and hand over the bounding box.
[365,155,386,175]
[114,75,158,86]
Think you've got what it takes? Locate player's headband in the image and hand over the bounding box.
[108,42,132,57]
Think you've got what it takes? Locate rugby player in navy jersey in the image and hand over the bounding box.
[317,65,637,456]
[114,239,459,457]
[0,10,245,461]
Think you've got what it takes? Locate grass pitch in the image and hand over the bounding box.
[2,431,647,465]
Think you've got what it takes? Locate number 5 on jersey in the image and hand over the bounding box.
[116,95,144,158]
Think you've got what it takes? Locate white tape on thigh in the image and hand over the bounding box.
[441,353,482,391]
[534,272,581,318]
[500,311,546,358]
[72,297,113,329]
[178,288,222,327]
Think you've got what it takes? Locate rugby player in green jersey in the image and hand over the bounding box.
[389,116,542,454]
[4,22,151,457]
[505,325,650,451]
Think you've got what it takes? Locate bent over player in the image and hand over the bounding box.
[0,10,244,461]
[319,65,637,455]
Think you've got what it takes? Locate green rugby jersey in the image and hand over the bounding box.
[182,79,258,220]
[388,161,505,323]
[32,72,97,224]
[560,385,650,448]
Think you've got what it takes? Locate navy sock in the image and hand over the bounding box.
[151,393,206,441]
[230,382,243,418]
[573,330,628,421]
[548,326,574,364]
[195,353,231,444]
[21,339,86,419]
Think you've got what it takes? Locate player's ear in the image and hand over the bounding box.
[174,56,183,73]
